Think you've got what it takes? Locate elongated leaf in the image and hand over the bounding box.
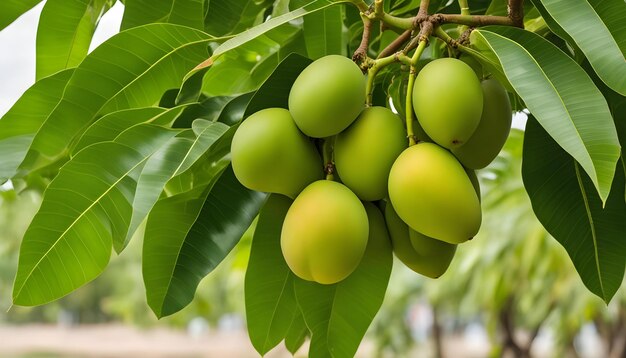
[245,194,299,355]
[285,311,309,355]
[292,0,345,59]
[27,24,217,168]
[205,0,272,37]
[126,121,229,248]
[0,0,42,30]
[0,69,73,181]
[72,106,186,155]
[539,0,626,95]
[144,165,265,317]
[472,26,621,203]
[12,124,178,306]
[121,0,204,30]
[522,116,626,303]
[207,0,347,62]
[36,0,114,79]
[295,203,392,358]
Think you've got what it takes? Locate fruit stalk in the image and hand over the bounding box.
[323,136,336,180]
[405,40,428,146]
[365,54,398,106]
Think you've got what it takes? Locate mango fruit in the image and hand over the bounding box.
[384,203,456,278]
[387,143,481,244]
[334,106,407,201]
[289,55,366,138]
[412,58,483,149]
[231,108,322,199]
[281,180,369,284]
[452,79,512,169]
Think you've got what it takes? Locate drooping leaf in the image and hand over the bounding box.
[0,69,73,181]
[143,165,265,317]
[36,0,114,80]
[121,0,205,30]
[245,194,299,355]
[472,26,621,203]
[125,120,230,248]
[538,0,626,96]
[204,0,272,37]
[295,203,393,358]
[285,311,309,355]
[26,24,219,169]
[12,124,178,306]
[0,0,42,31]
[522,116,626,303]
[291,0,345,59]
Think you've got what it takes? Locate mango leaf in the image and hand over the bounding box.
[72,106,187,155]
[121,0,205,30]
[125,120,230,248]
[26,24,218,169]
[295,204,393,358]
[472,26,621,203]
[36,0,114,80]
[12,124,178,306]
[204,0,272,37]
[291,0,345,59]
[522,116,626,303]
[285,311,309,355]
[0,69,73,181]
[143,165,265,317]
[206,0,348,62]
[538,0,626,96]
[245,194,299,355]
[0,0,42,30]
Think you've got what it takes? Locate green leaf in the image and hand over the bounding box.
[27,24,218,168]
[538,0,626,96]
[292,0,345,59]
[285,311,309,355]
[209,0,348,61]
[295,203,392,358]
[12,124,178,306]
[72,107,184,155]
[0,0,42,31]
[143,165,265,317]
[125,120,230,248]
[0,69,73,181]
[245,194,299,355]
[522,116,626,303]
[121,0,205,30]
[205,0,272,37]
[472,26,621,203]
[36,0,114,80]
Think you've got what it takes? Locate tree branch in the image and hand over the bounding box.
[508,0,524,28]
[353,15,372,63]
[435,13,514,27]
[377,29,412,59]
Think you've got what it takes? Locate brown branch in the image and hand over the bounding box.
[377,29,412,59]
[435,13,514,27]
[353,17,372,64]
[508,0,525,28]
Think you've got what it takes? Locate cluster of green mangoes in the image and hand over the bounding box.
[231,54,511,285]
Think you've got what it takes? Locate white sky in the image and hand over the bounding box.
[0,1,124,117]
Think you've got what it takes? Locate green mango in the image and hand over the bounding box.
[334,106,407,201]
[452,79,512,169]
[388,143,481,244]
[231,108,322,198]
[412,58,483,149]
[289,55,366,138]
[281,180,369,284]
[384,202,456,278]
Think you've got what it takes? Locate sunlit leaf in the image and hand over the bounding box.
[0,0,42,31]
[121,0,205,30]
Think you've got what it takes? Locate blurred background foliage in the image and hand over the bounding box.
[2,127,624,357]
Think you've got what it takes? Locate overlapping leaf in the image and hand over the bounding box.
[522,117,626,303]
[0,69,73,181]
[472,26,621,203]
[121,0,204,30]
[26,24,217,168]
[292,0,345,59]
[36,0,114,79]
[0,0,42,30]
[12,124,178,306]
[538,0,626,96]
[245,195,299,355]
